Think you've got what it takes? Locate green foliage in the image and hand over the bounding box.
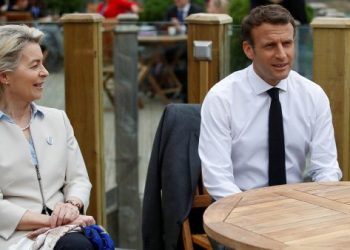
[140,0,205,22]
[305,4,314,23]
[228,0,251,71]
[229,0,250,25]
[140,0,173,21]
[44,0,85,15]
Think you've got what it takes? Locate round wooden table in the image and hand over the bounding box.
[203,182,350,249]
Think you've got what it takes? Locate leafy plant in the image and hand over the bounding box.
[140,0,204,21]
[44,0,85,15]
[228,0,251,71]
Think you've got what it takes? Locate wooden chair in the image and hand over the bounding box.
[5,11,33,22]
[142,104,213,249]
[182,174,213,250]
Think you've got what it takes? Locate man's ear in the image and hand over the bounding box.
[243,41,254,61]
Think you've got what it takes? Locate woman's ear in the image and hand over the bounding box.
[0,72,9,85]
[243,41,254,61]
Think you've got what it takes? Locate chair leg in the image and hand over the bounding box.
[182,219,194,250]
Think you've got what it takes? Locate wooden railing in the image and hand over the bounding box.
[59,13,350,248]
[312,17,350,180]
[186,13,232,103]
[61,13,106,227]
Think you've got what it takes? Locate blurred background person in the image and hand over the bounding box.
[163,0,202,102]
[206,0,229,14]
[0,0,5,13]
[7,0,30,11]
[97,0,140,18]
[165,0,202,34]
[7,0,47,19]
[29,0,46,19]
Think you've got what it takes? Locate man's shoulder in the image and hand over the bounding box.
[189,3,203,13]
[165,5,177,20]
[289,70,322,91]
[207,68,248,97]
[288,71,328,102]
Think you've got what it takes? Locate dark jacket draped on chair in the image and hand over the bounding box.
[142,104,202,250]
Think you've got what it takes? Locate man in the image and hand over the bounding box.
[199,4,342,202]
[165,0,202,34]
[164,0,202,102]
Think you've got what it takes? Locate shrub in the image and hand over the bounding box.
[140,0,204,22]
[228,0,251,71]
[44,0,85,15]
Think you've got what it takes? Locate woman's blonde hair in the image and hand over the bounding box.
[0,24,44,73]
[0,25,44,95]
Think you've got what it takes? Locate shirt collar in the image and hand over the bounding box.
[248,64,288,95]
[178,3,190,13]
[0,102,44,122]
[31,102,44,119]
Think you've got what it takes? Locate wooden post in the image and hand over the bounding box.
[61,14,106,226]
[186,13,232,103]
[199,61,209,102]
[311,18,350,180]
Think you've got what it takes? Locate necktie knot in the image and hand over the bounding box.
[267,88,280,100]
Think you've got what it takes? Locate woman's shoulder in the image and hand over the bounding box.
[35,104,64,114]
[33,104,67,121]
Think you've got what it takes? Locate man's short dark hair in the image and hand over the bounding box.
[241,4,296,46]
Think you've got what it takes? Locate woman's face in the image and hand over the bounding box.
[6,43,49,103]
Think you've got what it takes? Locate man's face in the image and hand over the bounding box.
[175,0,189,8]
[243,23,295,86]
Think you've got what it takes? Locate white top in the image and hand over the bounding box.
[0,104,91,248]
[199,65,342,200]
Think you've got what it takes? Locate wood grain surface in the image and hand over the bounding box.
[204,182,350,249]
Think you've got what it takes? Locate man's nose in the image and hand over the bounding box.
[275,43,287,59]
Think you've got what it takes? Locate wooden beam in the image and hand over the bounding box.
[311,17,350,180]
[61,13,106,226]
[186,13,232,103]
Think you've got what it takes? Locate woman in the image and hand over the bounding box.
[0,25,95,249]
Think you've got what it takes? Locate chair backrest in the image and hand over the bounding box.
[142,103,213,250]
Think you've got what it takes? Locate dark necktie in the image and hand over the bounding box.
[267,88,286,185]
[177,9,184,23]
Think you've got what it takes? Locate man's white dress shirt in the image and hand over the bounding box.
[199,65,342,200]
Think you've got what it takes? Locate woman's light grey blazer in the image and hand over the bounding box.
[0,104,92,248]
